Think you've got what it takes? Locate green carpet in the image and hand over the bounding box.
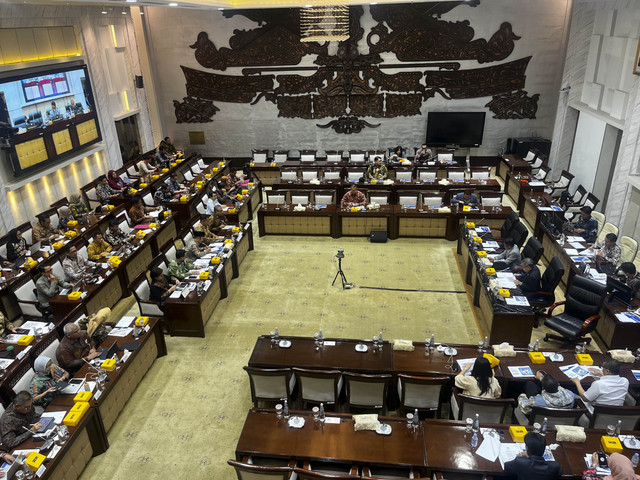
[78,233,483,480]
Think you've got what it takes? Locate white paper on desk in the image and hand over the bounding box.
[21,321,53,332]
[508,366,534,377]
[323,341,336,346]
[12,449,39,457]
[529,181,546,187]
[2,334,21,344]
[570,242,584,249]
[564,248,579,256]
[16,345,32,360]
[475,226,490,233]
[476,434,501,462]
[203,280,211,291]
[0,359,14,369]
[567,236,586,242]
[560,364,600,380]
[483,241,499,249]
[169,291,181,299]
[116,316,135,328]
[149,211,160,218]
[457,358,476,375]
[46,411,67,425]
[193,259,210,267]
[47,445,61,459]
[499,443,526,469]
[616,312,640,323]
[505,296,530,306]
[324,417,340,424]
[212,242,224,248]
[581,248,596,257]
[589,272,608,284]
[109,327,133,337]
[496,272,517,289]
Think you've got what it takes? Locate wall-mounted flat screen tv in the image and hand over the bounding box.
[425,112,486,148]
[0,63,101,177]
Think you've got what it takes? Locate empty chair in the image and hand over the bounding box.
[291,194,310,204]
[521,236,544,264]
[448,170,465,181]
[437,151,454,163]
[243,366,296,406]
[418,170,437,181]
[13,115,27,128]
[535,165,550,182]
[565,192,600,221]
[422,193,444,208]
[523,404,587,428]
[292,368,343,408]
[314,193,334,204]
[252,149,269,163]
[346,171,363,183]
[471,170,490,180]
[183,170,195,182]
[397,374,448,418]
[349,151,366,163]
[14,278,42,318]
[344,372,392,412]
[280,171,297,181]
[398,194,419,207]
[323,171,341,180]
[273,151,288,163]
[590,404,640,430]
[301,170,319,181]
[267,192,286,205]
[300,150,316,162]
[619,235,638,265]
[544,170,574,198]
[544,275,607,345]
[562,185,587,209]
[325,151,343,162]
[523,150,537,162]
[228,460,294,480]
[507,221,529,248]
[530,156,544,175]
[479,192,503,208]
[191,164,203,175]
[596,222,618,244]
[454,393,514,423]
[369,193,389,205]
[396,171,412,181]
[131,274,164,317]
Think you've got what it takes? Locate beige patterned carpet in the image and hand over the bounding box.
[78,231,486,480]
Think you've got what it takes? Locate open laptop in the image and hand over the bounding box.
[99,342,120,361]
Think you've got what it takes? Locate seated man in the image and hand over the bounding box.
[154,184,171,206]
[95,174,118,204]
[104,218,134,246]
[517,372,575,417]
[32,214,63,243]
[56,323,100,375]
[491,237,522,271]
[366,156,388,180]
[195,215,225,243]
[129,195,158,224]
[0,391,43,449]
[149,267,178,304]
[0,311,16,338]
[570,206,598,243]
[504,432,562,480]
[167,172,187,195]
[36,264,69,313]
[515,258,541,294]
[414,144,432,162]
[209,205,228,233]
[589,233,621,266]
[571,358,629,413]
[451,190,478,208]
[168,249,195,280]
[619,262,640,299]
[137,155,156,182]
[341,184,366,208]
[154,145,171,168]
[206,191,221,215]
[186,231,210,262]
[159,136,177,155]
[62,245,93,281]
[69,99,83,115]
[87,233,112,261]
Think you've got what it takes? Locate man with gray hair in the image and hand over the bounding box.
[0,391,42,448]
[572,358,629,413]
[515,258,541,294]
[56,323,100,374]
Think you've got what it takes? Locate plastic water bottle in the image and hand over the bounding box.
[430,334,435,349]
[379,331,384,350]
[283,399,289,419]
[319,402,325,422]
[534,339,540,352]
[631,453,639,468]
[541,417,548,434]
[274,327,279,342]
[413,408,419,428]
[615,419,622,436]
[471,432,478,448]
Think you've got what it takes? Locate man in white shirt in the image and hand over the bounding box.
[571,358,629,413]
[62,245,93,281]
[205,192,221,215]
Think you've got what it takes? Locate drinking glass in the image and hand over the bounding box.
[575,344,583,355]
[406,413,413,429]
[606,425,616,436]
[465,418,473,434]
[312,406,320,421]
[533,422,541,433]
[478,340,484,352]
[275,404,283,419]
[528,343,535,352]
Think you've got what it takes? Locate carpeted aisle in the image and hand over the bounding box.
[79,233,483,480]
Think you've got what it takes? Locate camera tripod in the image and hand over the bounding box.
[332,252,353,289]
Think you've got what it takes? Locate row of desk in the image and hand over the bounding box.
[236,410,635,478]
[258,204,513,241]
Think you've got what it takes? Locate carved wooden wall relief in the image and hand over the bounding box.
[174,2,541,133]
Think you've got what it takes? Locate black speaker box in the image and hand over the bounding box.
[369,231,387,243]
[135,75,144,89]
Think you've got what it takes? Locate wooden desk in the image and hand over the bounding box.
[258,205,336,237]
[248,336,393,374]
[148,216,177,256]
[521,192,555,239]
[393,343,490,377]
[497,154,531,183]
[337,205,395,238]
[236,409,426,472]
[596,298,640,350]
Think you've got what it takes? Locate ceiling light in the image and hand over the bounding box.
[169,2,178,5]
[218,7,224,9]
[304,4,312,7]
[101,6,107,13]
[140,11,144,14]
[121,8,127,13]
[126,0,136,2]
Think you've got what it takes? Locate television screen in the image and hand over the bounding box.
[0,63,101,177]
[425,112,486,148]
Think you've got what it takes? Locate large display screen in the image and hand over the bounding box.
[0,63,101,177]
[425,112,486,148]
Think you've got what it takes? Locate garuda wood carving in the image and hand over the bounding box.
[173,96,220,123]
[175,3,541,133]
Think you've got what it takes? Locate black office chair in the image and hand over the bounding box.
[13,115,27,128]
[520,236,544,264]
[508,221,529,248]
[544,275,607,345]
[496,211,519,239]
[524,256,564,313]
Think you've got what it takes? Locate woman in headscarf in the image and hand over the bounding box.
[78,307,111,346]
[583,452,640,479]
[107,170,126,190]
[68,193,89,220]
[29,355,69,408]
[5,228,27,262]
[57,206,75,230]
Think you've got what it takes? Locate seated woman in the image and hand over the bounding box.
[30,355,69,409]
[78,307,112,347]
[0,311,16,338]
[389,145,405,162]
[57,206,75,230]
[6,228,28,262]
[68,193,90,221]
[107,170,127,191]
[455,356,502,398]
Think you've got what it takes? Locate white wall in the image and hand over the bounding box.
[569,111,606,193]
[141,0,571,157]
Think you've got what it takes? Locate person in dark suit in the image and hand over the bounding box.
[515,258,541,293]
[451,190,478,208]
[504,432,562,480]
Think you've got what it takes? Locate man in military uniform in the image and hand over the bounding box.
[104,218,134,246]
[366,156,388,180]
[168,249,194,280]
